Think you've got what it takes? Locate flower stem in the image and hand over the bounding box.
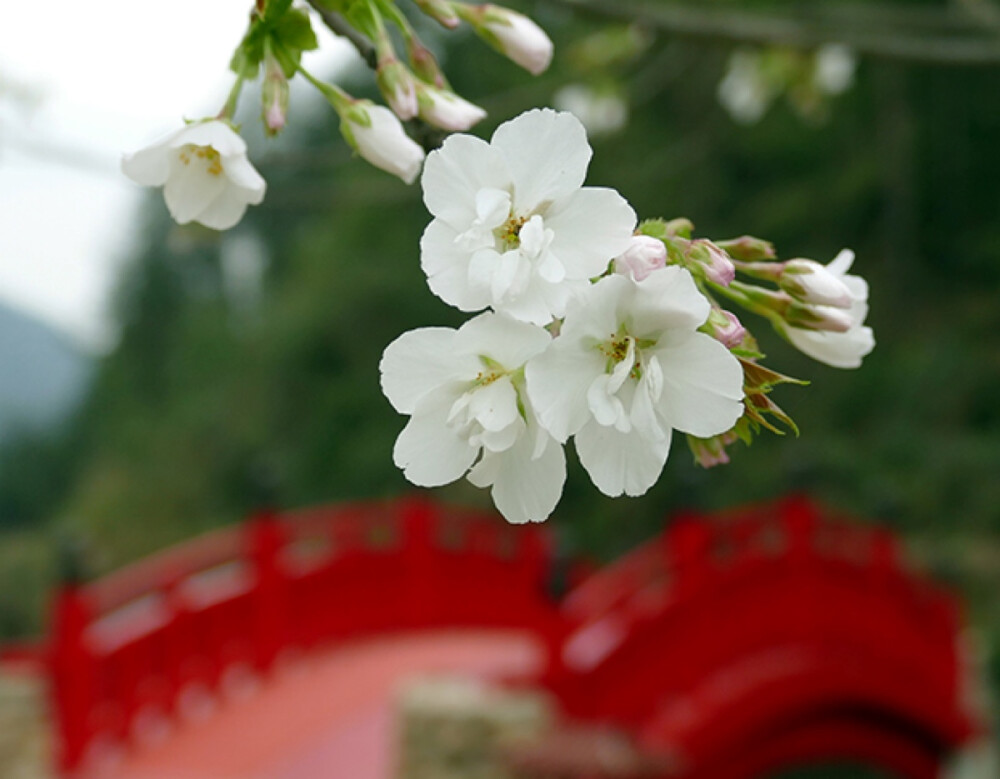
[298,64,353,113]
[217,74,246,121]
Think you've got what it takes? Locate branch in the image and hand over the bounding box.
[547,0,1000,66]
[306,0,378,69]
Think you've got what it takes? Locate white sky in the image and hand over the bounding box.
[0,1,349,351]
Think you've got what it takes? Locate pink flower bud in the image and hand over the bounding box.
[705,308,746,349]
[715,235,775,261]
[687,239,736,287]
[615,235,667,281]
[780,258,853,308]
[688,430,739,468]
[377,58,419,120]
[261,54,289,137]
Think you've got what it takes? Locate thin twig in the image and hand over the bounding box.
[547,0,1000,66]
[306,0,379,69]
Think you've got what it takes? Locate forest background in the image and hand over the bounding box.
[0,0,997,725]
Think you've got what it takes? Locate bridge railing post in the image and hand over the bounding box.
[48,583,94,774]
[250,510,287,673]
[400,496,437,627]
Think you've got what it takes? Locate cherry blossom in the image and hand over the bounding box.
[420,109,636,325]
[472,5,554,76]
[379,312,564,524]
[342,103,425,184]
[783,250,874,368]
[122,120,265,230]
[526,269,744,497]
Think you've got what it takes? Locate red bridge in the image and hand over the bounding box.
[39,495,978,777]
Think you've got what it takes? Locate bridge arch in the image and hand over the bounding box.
[548,497,977,778]
[48,495,561,774]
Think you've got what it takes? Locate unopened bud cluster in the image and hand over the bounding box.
[122,0,554,230]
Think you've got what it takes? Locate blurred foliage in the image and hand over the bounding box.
[0,2,997,720]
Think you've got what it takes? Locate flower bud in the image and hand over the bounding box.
[464,4,554,75]
[688,430,739,468]
[785,302,854,333]
[413,0,460,28]
[704,307,747,350]
[377,56,419,120]
[715,235,776,261]
[261,53,289,136]
[615,235,667,281]
[416,83,487,131]
[406,39,448,89]
[339,101,425,184]
[779,258,853,308]
[686,239,736,287]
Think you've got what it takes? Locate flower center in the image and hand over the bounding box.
[495,215,528,249]
[178,144,224,177]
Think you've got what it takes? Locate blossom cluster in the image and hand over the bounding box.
[379,109,875,524]
[122,0,554,229]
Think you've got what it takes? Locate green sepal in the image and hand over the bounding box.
[740,359,809,392]
[637,218,668,240]
[229,6,318,80]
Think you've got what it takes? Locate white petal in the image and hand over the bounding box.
[195,187,251,231]
[421,219,492,312]
[826,248,856,276]
[630,369,668,442]
[422,134,511,230]
[537,251,566,283]
[652,332,745,438]
[163,155,228,225]
[785,325,875,369]
[559,275,629,341]
[380,328,478,413]
[630,266,711,335]
[121,138,172,186]
[494,272,565,326]
[469,431,565,523]
[455,312,551,369]
[575,419,671,497]
[167,120,247,156]
[545,187,636,278]
[393,397,479,486]
[491,109,591,212]
[492,249,525,304]
[587,374,627,428]
[468,377,520,432]
[525,340,605,441]
[222,154,266,201]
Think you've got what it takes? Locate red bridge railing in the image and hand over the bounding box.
[43,494,981,778]
[48,495,558,774]
[548,496,979,779]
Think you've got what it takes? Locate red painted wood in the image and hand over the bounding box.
[44,494,978,778]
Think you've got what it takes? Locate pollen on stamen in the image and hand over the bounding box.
[496,215,528,247]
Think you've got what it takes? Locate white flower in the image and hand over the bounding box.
[615,235,667,282]
[779,257,853,308]
[420,109,636,325]
[717,49,775,125]
[380,312,565,524]
[814,44,856,95]
[343,103,425,184]
[554,84,628,137]
[526,269,744,497]
[479,6,554,76]
[784,249,875,369]
[122,120,265,230]
[416,84,487,131]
